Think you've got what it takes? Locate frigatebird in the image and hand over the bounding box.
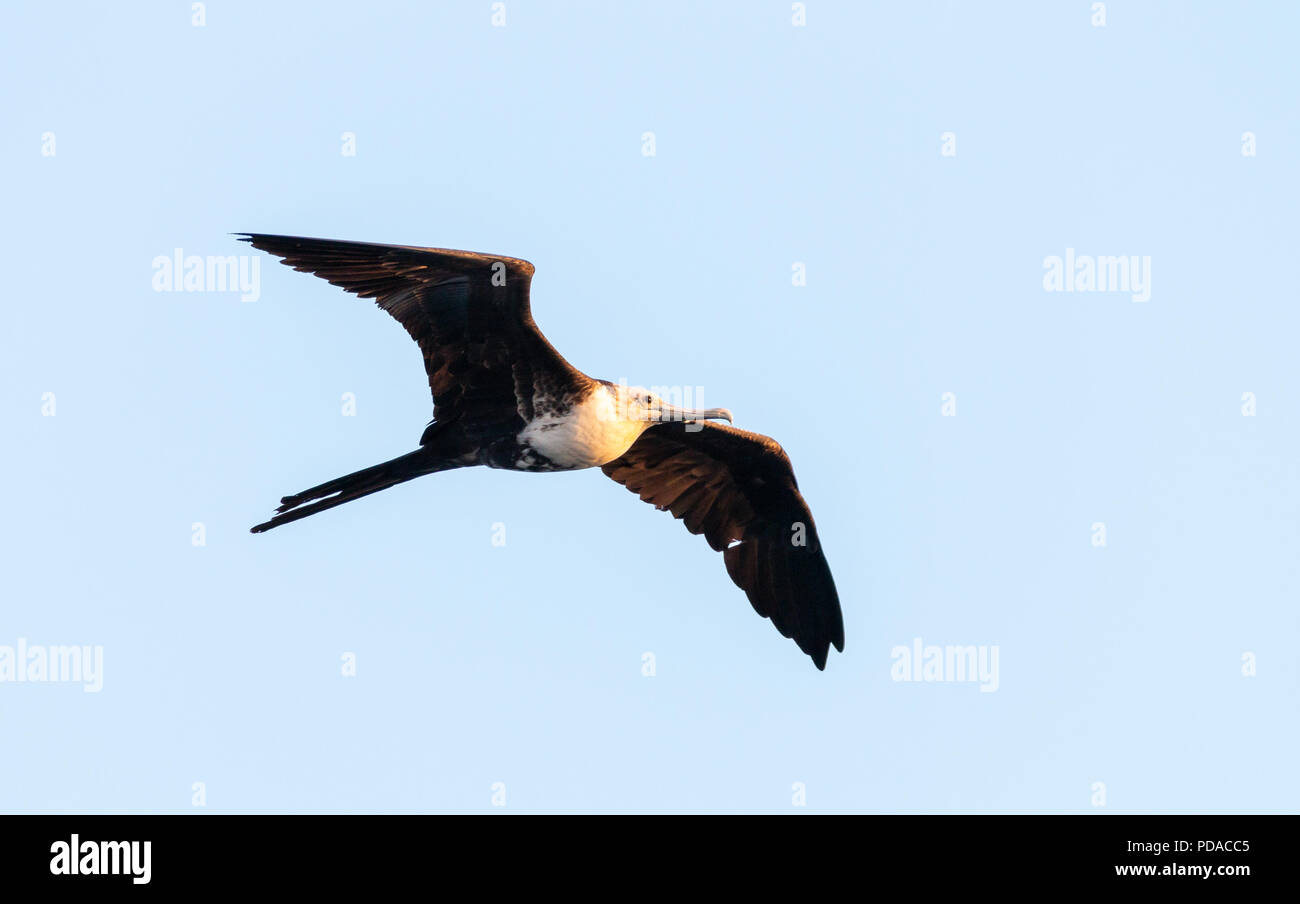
[242,234,844,669]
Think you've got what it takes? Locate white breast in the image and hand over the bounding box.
[519,390,645,469]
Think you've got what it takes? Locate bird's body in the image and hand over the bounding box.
[512,383,646,471]
[242,234,845,669]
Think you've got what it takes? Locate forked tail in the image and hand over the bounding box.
[250,448,460,533]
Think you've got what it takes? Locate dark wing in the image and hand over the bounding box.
[237,234,590,437]
[602,421,844,669]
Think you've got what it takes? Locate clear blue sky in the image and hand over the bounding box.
[2,1,1296,814]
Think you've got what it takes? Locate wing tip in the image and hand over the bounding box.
[808,633,844,671]
[229,233,535,275]
[233,232,273,253]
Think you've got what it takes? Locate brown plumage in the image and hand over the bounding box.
[603,422,843,669]
[237,233,589,434]
[242,233,845,669]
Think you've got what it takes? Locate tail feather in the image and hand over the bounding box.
[251,448,457,533]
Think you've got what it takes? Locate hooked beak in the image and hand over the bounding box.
[655,404,733,424]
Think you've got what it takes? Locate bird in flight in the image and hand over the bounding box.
[241,234,844,669]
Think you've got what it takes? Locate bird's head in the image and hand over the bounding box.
[607,383,733,428]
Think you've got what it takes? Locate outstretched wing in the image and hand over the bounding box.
[602,421,844,669]
[238,234,590,435]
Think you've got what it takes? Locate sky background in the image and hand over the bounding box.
[2,1,1296,814]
